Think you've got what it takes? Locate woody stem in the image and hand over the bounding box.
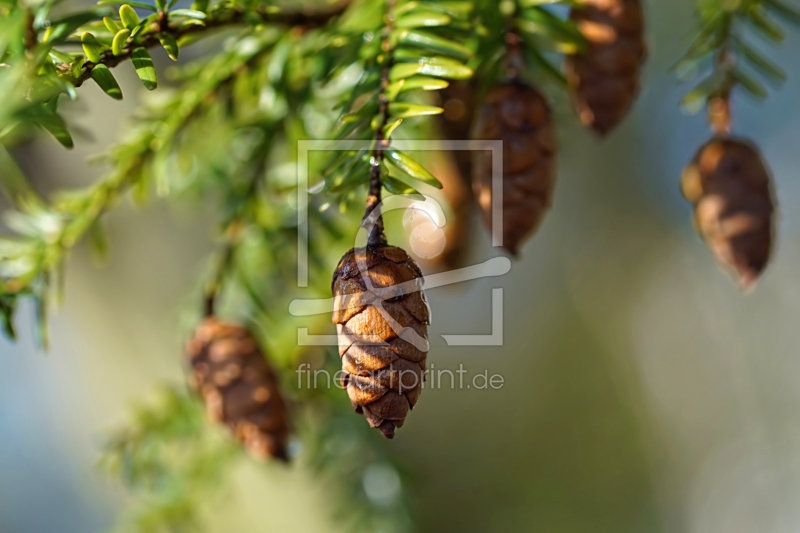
[363,0,396,248]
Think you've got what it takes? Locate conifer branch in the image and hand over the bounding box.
[65,2,350,88]
[0,37,276,330]
[678,0,800,117]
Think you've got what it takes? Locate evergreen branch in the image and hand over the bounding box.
[678,0,800,119]
[0,33,278,340]
[99,385,239,533]
[467,0,582,88]
[64,2,350,88]
[320,0,475,208]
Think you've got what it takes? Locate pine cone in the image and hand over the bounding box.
[331,245,429,439]
[565,0,646,135]
[472,82,558,255]
[681,137,776,289]
[187,317,290,460]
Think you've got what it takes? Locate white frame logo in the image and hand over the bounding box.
[289,139,509,347]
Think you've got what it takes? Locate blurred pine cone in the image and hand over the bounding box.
[565,0,646,135]
[187,317,290,460]
[440,80,476,181]
[423,80,477,271]
[409,153,473,273]
[332,245,429,439]
[681,137,776,290]
[472,82,557,255]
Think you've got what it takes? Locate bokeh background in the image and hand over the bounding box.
[4,0,800,531]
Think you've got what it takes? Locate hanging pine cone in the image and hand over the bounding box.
[472,82,557,255]
[681,137,776,289]
[186,317,290,460]
[565,0,646,135]
[332,245,429,438]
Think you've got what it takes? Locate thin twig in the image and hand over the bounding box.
[204,239,237,316]
[203,141,268,316]
[503,31,524,81]
[708,16,735,136]
[363,0,396,248]
[708,91,731,136]
[23,10,37,50]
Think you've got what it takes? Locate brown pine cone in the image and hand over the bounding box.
[565,0,646,135]
[472,82,558,255]
[331,245,429,439]
[681,137,776,289]
[187,317,290,460]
